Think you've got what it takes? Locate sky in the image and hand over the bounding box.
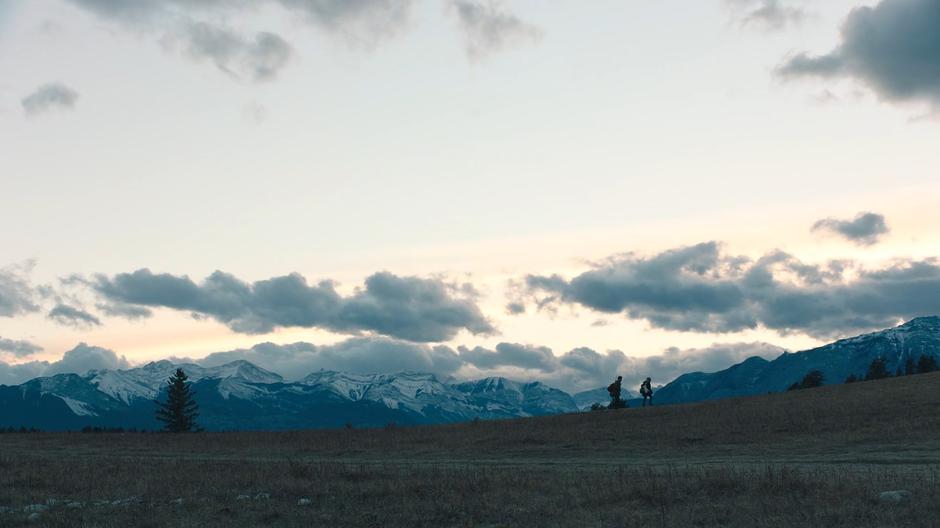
[2,0,940,393]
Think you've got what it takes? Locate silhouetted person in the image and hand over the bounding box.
[640,377,653,407]
[607,376,623,409]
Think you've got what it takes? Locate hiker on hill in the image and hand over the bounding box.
[640,377,653,407]
[607,376,623,409]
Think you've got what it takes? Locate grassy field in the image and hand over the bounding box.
[1,372,938,527]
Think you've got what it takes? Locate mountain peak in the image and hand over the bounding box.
[204,360,283,384]
[899,316,940,330]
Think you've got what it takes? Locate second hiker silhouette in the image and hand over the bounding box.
[640,377,653,406]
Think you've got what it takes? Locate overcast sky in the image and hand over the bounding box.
[2,0,940,391]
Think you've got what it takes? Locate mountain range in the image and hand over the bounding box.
[651,316,940,405]
[1,317,938,430]
[0,360,578,431]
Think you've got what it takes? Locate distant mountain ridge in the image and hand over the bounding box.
[0,361,578,431]
[2,317,939,430]
[652,316,940,405]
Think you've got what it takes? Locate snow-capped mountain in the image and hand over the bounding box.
[653,316,940,405]
[0,361,577,431]
[3,317,938,430]
[86,360,283,405]
[451,377,577,417]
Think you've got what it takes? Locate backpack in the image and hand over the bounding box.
[607,383,617,397]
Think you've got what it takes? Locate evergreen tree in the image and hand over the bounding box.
[800,370,825,389]
[864,357,889,381]
[918,355,939,374]
[155,368,200,433]
[844,374,858,384]
[789,370,825,391]
[904,357,917,376]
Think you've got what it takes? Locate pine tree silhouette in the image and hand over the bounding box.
[864,357,889,381]
[155,368,200,433]
[918,355,938,374]
[801,370,825,389]
[904,357,917,376]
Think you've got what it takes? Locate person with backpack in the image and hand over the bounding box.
[607,376,623,409]
[640,377,653,407]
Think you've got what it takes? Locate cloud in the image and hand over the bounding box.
[95,302,153,320]
[0,337,43,358]
[88,269,494,342]
[21,83,79,116]
[727,0,806,30]
[43,343,130,376]
[0,360,50,386]
[0,343,129,385]
[559,342,785,393]
[66,0,416,72]
[66,1,296,82]
[277,0,415,47]
[0,261,41,317]
[812,212,889,245]
[458,342,556,371]
[450,0,541,59]
[48,304,103,328]
[162,22,293,82]
[0,335,784,394]
[196,336,783,392]
[524,241,940,339]
[455,340,785,393]
[198,337,462,380]
[242,101,268,124]
[776,0,940,107]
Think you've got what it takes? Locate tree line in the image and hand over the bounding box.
[789,354,939,391]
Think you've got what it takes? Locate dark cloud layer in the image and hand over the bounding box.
[450,0,541,60]
[525,242,940,339]
[90,269,494,342]
[812,212,889,245]
[48,304,103,328]
[777,0,940,106]
[0,337,43,358]
[458,343,556,371]
[21,83,79,115]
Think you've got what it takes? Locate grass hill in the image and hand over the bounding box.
[1,372,938,527]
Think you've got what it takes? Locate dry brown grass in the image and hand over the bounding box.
[1,373,938,527]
